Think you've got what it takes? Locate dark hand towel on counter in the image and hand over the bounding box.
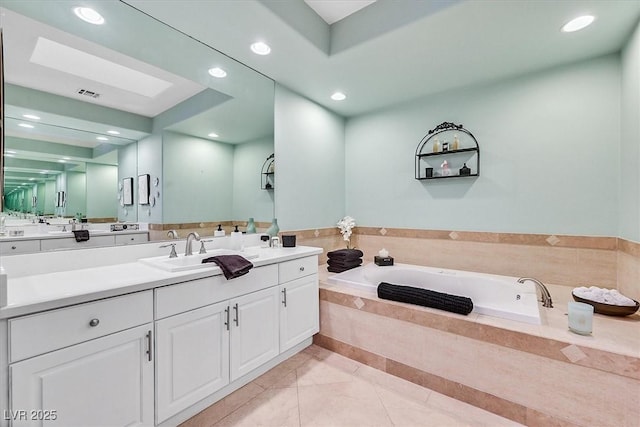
[327,248,364,261]
[202,255,253,280]
[72,230,90,242]
[377,282,474,315]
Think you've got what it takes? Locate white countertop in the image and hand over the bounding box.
[0,229,146,242]
[0,245,322,319]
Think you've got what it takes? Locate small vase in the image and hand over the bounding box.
[266,218,279,237]
[246,217,256,234]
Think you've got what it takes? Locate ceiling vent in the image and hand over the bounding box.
[77,88,100,98]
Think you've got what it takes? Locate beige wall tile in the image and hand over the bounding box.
[618,251,640,301]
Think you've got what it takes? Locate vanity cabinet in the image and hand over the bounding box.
[8,291,154,426]
[155,301,230,423]
[229,286,280,381]
[10,324,154,427]
[278,257,319,353]
[0,239,40,255]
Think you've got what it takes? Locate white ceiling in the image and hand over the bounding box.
[1,7,206,117]
[304,0,377,25]
[127,0,640,117]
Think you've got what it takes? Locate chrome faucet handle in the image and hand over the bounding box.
[199,239,213,254]
[160,243,178,258]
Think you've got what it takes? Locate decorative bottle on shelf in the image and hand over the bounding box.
[266,218,279,237]
[452,134,460,150]
[246,217,256,234]
[432,138,440,153]
[459,163,471,176]
[441,160,451,176]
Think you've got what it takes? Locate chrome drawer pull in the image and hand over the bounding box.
[146,330,152,361]
[282,288,287,307]
[225,306,230,331]
[89,318,100,327]
[233,303,239,326]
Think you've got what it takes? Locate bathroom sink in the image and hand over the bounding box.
[139,249,258,272]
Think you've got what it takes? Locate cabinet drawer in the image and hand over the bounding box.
[40,235,115,251]
[155,264,278,319]
[278,256,318,283]
[9,290,153,362]
[0,239,40,255]
[115,232,148,245]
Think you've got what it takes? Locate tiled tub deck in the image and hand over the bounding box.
[316,269,640,427]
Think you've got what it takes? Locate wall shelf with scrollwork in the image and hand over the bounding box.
[415,122,480,180]
[261,153,275,190]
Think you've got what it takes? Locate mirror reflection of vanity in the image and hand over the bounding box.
[1,0,275,247]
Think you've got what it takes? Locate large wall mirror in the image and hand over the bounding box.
[1,0,275,229]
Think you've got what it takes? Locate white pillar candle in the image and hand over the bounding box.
[568,302,594,335]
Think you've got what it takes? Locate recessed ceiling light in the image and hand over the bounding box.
[107,130,120,135]
[250,41,271,55]
[18,123,34,128]
[331,92,347,101]
[97,136,109,141]
[208,132,219,138]
[561,15,595,32]
[208,67,227,78]
[22,114,41,120]
[73,7,105,25]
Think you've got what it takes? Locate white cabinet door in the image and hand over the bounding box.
[229,286,279,382]
[280,275,319,353]
[10,324,153,427]
[155,301,230,424]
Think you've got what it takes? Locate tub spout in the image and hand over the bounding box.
[517,277,553,308]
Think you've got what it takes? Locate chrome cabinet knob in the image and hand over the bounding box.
[299,266,305,272]
[89,318,100,327]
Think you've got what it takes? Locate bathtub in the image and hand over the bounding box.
[328,263,542,324]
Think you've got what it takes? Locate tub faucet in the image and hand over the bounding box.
[184,232,201,256]
[517,277,553,308]
[167,229,178,239]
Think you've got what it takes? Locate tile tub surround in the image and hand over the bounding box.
[317,270,640,427]
[289,226,638,300]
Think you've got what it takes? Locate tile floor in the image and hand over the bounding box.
[180,345,523,427]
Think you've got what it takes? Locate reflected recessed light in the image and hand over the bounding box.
[73,7,105,25]
[562,15,595,32]
[208,67,227,78]
[5,150,16,154]
[97,136,109,141]
[18,123,34,128]
[208,132,219,138]
[251,41,271,55]
[29,178,35,181]
[331,92,347,101]
[22,114,40,120]
[40,170,49,174]
[107,130,120,135]
[4,153,14,157]
[58,159,66,163]
[63,157,71,160]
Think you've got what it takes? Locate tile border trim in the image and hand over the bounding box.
[319,287,640,380]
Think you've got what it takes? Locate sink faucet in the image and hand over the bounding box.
[185,232,201,256]
[517,277,553,308]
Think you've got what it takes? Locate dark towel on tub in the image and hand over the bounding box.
[327,248,364,261]
[327,258,363,268]
[377,282,474,315]
[72,230,90,242]
[202,255,253,280]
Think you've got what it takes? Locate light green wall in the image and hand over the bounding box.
[232,136,275,223]
[137,134,163,223]
[44,181,56,215]
[162,131,234,223]
[86,163,117,219]
[65,171,86,217]
[344,55,620,236]
[118,143,138,222]
[274,85,346,230]
[620,20,640,242]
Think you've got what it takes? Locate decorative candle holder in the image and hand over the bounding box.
[568,301,594,335]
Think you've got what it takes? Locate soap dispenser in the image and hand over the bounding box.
[214,224,225,237]
[230,225,243,250]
